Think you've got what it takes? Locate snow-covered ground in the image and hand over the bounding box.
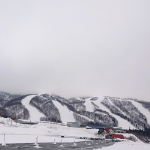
[52,100,75,124]
[0,117,97,144]
[0,117,150,150]
[94,141,150,150]
[21,95,45,121]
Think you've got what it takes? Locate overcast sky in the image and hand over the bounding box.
[0,0,150,100]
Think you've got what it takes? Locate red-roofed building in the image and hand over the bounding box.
[105,134,124,139]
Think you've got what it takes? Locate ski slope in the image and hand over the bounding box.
[52,100,75,124]
[21,95,45,121]
[93,98,135,129]
[84,98,94,112]
[107,98,127,117]
[127,100,150,124]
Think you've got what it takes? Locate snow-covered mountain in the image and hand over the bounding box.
[0,91,20,107]
[0,92,150,130]
[0,92,21,118]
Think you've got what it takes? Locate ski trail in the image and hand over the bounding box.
[84,98,94,112]
[93,98,135,129]
[127,100,150,124]
[21,95,45,121]
[53,100,75,124]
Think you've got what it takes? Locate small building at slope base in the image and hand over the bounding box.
[105,134,124,140]
[67,122,80,128]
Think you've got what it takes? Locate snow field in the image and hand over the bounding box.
[0,117,98,144]
[21,95,45,121]
[94,141,150,150]
[1,117,149,150]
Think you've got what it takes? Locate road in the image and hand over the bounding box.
[0,140,114,150]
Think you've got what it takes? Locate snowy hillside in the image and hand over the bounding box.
[93,98,135,129]
[0,92,150,130]
[0,91,20,107]
[127,100,150,124]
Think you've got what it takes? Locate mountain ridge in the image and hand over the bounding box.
[0,92,150,130]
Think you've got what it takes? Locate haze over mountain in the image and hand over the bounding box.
[0,0,150,101]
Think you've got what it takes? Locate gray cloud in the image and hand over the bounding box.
[0,0,150,101]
